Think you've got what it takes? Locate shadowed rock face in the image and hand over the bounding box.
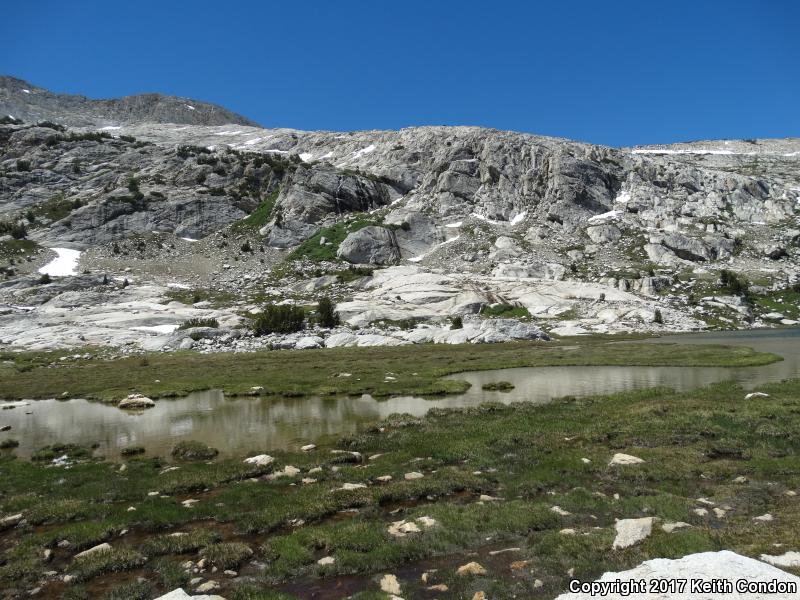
[0,76,260,128]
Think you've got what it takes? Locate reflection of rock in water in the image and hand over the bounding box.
[2,329,797,459]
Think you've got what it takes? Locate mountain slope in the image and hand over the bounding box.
[0,80,798,351]
[0,76,260,128]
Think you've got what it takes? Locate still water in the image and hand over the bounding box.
[1,328,798,459]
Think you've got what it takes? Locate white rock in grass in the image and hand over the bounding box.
[404,471,424,480]
[745,392,770,399]
[380,574,402,595]
[317,556,335,566]
[0,513,23,529]
[243,454,274,466]
[608,453,644,466]
[551,505,572,516]
[612,517,654,550]
[75,543,111,558]
[754,513,774,522]
[555,551,800,600]
[661,521,691,533]
[338,483,367,491]
[416,516,437,528]
[301,444,317,452]
[760,551,800,568]
[388,520,420,536]
[270,465,300,478]
[456,562,487,576]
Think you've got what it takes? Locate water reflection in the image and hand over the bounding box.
[1,328,798,459]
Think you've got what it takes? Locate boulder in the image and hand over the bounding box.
[243,454,274,466]
[586,224,621,244]
[609,453,645,466]
[612,517,654,549]
[294,336,323,350]
[337,226,401,265]
[324,332,358,348]
[118,394,155,409]
[456,562,487,576]
[75,543,112,559]
[380,574,402,595]
[154,590,225,600]
[555,551,800,600]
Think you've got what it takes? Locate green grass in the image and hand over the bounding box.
[2,377,800,597]
[177,317,219,330]
[233,189,280,230]
[0,238,40,262]
[481,303,531,319]
[0,339,779,401]
[481,381,514,391]
[287,216,382,262]
[200,542,254,569]
[31,194,83,223]
[753,287,800,321]
[171,440,219,461]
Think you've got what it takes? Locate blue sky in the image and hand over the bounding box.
[2,0,797,146]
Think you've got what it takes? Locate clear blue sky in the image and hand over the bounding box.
[2,0,798,146]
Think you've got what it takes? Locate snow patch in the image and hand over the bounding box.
[299,152,313,162]
[318,151,334,160]
[179,237,199,242]
[38,248,82,277]
[408,236,460,263]
[445,221,462,228]
[184,104,195,111]
[353,144,376,158]
[632,148,739,155]
[166,283,191,290]
[130,325,180,335]
[510,211,527,225]
[100,126,122,131]
[471,213,505,226]
[614,191,631,204]
[22,89,30,94]
[213,130,243,136]
[588,210,623,222]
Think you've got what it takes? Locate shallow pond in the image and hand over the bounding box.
[1,328,798,458]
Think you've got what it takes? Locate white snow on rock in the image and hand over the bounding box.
[408,235,460,262]
[299,152,313,162]
[614,191,631,204]
[38,248,82,277]
[22,89,31,94]
[130,324,180,334]
[555,550,800,599]
[353,144,376,157]
[510,211,528,225]
[588,210,623,223]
